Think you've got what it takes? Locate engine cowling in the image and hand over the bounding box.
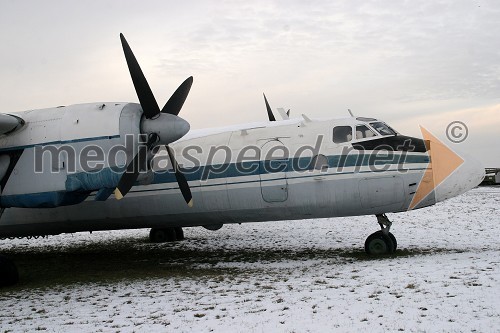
[0,103,145,208]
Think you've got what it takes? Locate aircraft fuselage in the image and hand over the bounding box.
[0,103,484,237]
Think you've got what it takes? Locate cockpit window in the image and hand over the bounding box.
[369,122,396,136]
[333,126,353,144]
[356,125,377,139]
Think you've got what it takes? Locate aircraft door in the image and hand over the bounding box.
[259,139,289,203]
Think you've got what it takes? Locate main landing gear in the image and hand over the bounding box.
[365,214,397,255]
[149,227,185,243]
[0,255,19,287]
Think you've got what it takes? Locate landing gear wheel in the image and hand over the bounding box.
[165,228,177,242]
[174,227,184,241]
[365,232,395,255]
[387,232,397,251]
[149,228,167,243]
[150,228,183,243]
[0,255,19,287]
[370,230,397,251]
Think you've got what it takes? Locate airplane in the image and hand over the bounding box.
[0,34,485,286]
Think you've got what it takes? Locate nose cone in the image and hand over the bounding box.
[435,153,485,202]
[408,126,486,210]
[141,113,190,145]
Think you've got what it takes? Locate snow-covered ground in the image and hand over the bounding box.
[1,187,499,332]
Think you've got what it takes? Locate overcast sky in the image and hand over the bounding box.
[1,0,499,165]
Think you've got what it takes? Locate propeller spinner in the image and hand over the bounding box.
[114,34,193,206]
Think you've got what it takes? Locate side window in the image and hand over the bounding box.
[369,122,396,136]
[356,125,376,139]
[333,126,353,144]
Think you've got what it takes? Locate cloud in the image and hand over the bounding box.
[393,103,500,166]
[0,0,498,166]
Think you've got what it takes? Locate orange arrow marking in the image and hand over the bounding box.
[408,126,464,210]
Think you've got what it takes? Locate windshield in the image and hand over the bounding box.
[369,122,397,136]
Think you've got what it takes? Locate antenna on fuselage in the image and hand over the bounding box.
[348,109,354,117]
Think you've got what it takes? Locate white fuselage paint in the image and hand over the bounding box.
[0,103,484,237]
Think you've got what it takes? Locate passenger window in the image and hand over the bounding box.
[333,126,353,144]
[356,125,376,139]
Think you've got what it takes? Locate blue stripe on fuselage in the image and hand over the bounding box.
[152,153,430,183]
[0,152,429,208]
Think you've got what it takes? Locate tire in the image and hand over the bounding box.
[388,232,397,251]
[365,231,395,255]
[371,230,397,251]
[174,227,184,241]
[372,230,397,251]
[0,255,19,287]
[165,228,177,242]
[149,228,167,243]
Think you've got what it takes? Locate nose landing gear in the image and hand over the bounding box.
[365,214,397,255]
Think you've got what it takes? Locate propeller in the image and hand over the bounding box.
[114,134,156,200]
[263,93,291,120]
[166,146,193,207]
[114,34,193,206]
[120,34,160,119]
[263,93,276,122]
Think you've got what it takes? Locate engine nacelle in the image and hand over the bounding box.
[0,102,144,208]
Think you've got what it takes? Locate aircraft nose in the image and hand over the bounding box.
[408,127,486,210]
[435,153,485,203]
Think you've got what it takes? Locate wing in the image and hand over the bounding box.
[0,114,24,136]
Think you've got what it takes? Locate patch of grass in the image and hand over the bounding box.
[0,235,469,291]
[338,247,463,261]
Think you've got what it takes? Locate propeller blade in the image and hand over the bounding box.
[263,93,276,122]
[161,76,194,115]
[114,144,148,199]
[114,134,157,200]
[166,145,193,207]
[120,33,160,119]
